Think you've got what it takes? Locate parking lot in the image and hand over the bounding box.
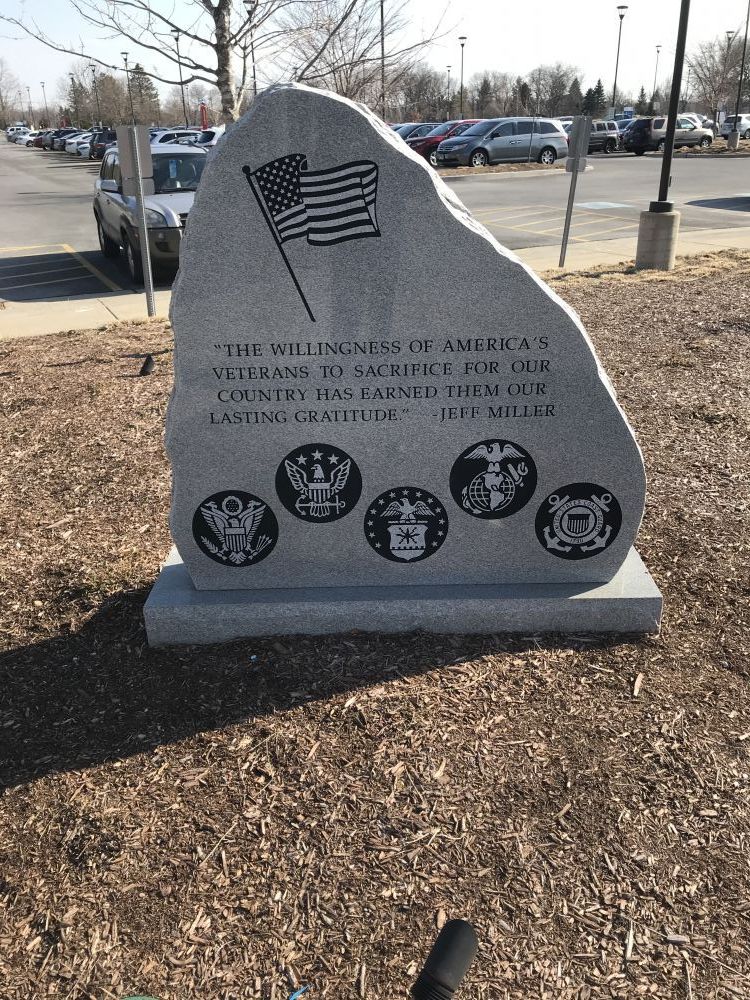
[2,140,749,303]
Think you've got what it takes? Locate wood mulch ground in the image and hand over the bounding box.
[0,251,748,1000]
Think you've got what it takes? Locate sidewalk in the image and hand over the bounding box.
[2,226,750,340]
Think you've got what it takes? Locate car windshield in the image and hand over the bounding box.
[152,153,206,193]
[394,124,417,136]
[424,122,456,137]
[461,120,497,136]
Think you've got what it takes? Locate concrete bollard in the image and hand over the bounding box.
[635,208,680,271]
[727,130,740,151]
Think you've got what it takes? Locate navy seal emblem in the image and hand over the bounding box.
[449,439,537,519]
[365,487,448,562]
[535,483,622,559]
[276,443,362,522]
[192,490,278,566]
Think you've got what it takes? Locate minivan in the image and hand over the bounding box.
[436,117,568,167]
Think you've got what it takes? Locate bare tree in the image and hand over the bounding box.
[689,31,743,126]
[0,57,21,126]
[0,0,374,122]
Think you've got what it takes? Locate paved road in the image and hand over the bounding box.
[1,140,749,303]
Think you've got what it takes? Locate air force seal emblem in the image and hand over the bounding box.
[364,487,448,562]
[535,483,622,559]
[192,491,278,566]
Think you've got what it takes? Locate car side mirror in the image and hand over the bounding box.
[100,178,119,193]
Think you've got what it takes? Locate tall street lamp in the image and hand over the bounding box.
[682,65,691,111]
[243,0,259,98]
[89,64,102,125]
[26,85,34,128]
[40,81,49,127]
[652,45,661,106]
[446,65,452,120]
[611,5,628,116]
[122,51,135,123]
[171,29,189,126]
[728,0,750,149]
[458,35,467,119]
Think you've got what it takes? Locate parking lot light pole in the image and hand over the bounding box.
[611,5,628,117]
[40,81,49,127]
[171,29,189,127]
[652,45,661,106]
[26,86,34,128]
[635,0,691,270]
[122,52,135,124]
[243,1,259,98]
[89,64,101,126]
[728,0,750,150]
[446,65,451,120]
[459,36,467,119]
[681,66,691,111]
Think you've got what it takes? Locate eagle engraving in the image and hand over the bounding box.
[381,498,434,522]
[464,442,525,473]
[200,496,270,564]
[284,458,351,518]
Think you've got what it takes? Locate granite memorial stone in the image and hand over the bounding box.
[144,84,662,642]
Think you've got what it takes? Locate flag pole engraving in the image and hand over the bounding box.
[242,154,380,322]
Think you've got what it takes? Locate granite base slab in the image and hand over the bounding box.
[144,547,662,645]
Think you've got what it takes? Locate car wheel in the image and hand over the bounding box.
[657,139,665,152]
[428,149,438,167]
[538,146,556,165]
[743,129,750,139]
[700,136,711,148]
[604,138,617,154]
[470,149,488,167]
[97,217,120,259]
[123,231,143,283]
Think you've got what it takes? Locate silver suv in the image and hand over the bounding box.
[721,114,750,139]
[436,117,568,168]
[93,143,207,281]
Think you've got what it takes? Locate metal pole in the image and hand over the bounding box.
[731,0,750,134]
[26,86,33,128]
[69,75,78,126]
[41,82,49,127]
[90,65,102,125]
[172,30,189,127]
[612,6,628,115]
[459,36,467,118]
[682,66,691,111]
[251,33,257,97]
[560,115,590,267]
[122,53,135,123]
[130,126,156,316]
[380,0,386,118]
[652,45,661,104]
[656,0,690,205]
[446,65,451,119]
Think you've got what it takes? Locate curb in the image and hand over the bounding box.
[440,165,593,183]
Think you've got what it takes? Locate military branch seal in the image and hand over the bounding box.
[449,439,537,519]
[192,491,278,566]
[364,487,448,563]
[535,483,622,559]
[275,443,362,523]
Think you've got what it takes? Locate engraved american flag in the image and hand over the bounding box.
[243,153,380,247]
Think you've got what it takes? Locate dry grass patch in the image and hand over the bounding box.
[0,254,748,1000]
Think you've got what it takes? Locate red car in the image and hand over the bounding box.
[406,119,482,167]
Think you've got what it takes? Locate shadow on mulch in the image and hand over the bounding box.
[0,587,630,791]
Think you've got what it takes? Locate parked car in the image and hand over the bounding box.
[393,122,441,140]
[78,139,92,158]
[93,144,207,281]
[721,114,750,139]
[588,119,621,153]
[53,129,82,150]
[65,131,92,154]
[406,119,481,167]
[182,124,226,148]
[437,117,568,167]
[33,130,53,147]
[44,128,77,150]
[150,128,202,145]
[622,116,713,154]
[89,128,118,159]
[5,125,28,142]
[22,130,44,146]
[11,128,31,143]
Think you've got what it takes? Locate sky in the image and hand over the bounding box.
[1,0,748,109]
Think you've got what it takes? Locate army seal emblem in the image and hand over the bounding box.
[192,490,278,566]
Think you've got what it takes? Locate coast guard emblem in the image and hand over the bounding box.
[535,483,622,559]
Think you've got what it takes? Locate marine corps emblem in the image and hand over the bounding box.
[276,443,362,522]
[192,490,278,566]
[364,487,448,562]
[535,483,622,559]
[449,439,537,519]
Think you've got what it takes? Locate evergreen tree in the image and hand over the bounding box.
[592,78,606,115]
[582,87,596,114]
[567,76,583,113]
[635,85,648,115]
[473,74,493,117]
[129,63,160,125]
